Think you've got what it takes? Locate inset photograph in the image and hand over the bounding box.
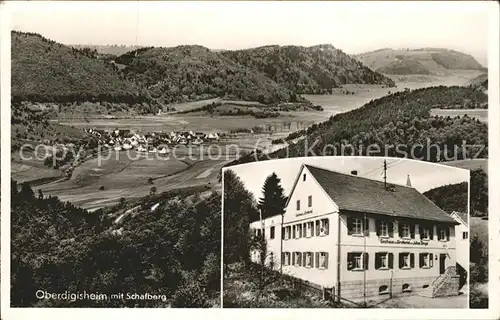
[223,157,470,308]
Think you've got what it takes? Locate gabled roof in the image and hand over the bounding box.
[450,211,468,226]
[303,164,456,224]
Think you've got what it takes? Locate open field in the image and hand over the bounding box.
[430,109,488,123]
[387,70,486,89]
[34,149,232,210]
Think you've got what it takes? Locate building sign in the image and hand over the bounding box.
[379,238,428,246]
[296,209,313,217]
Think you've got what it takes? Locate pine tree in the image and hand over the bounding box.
[257,172,287,220]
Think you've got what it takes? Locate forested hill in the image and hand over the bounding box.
[115,46,297,104]
[423,169,488,218]
[11,31,148,104]
[355,48,486,75]
[11,181,221,307]
[230,86,488,165]
[221,44,396,94]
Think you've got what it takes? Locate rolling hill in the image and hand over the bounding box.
[355,48,486,76]
[11,31,148,104]
[230,85,488,165]
[221,44,396,94]
[115,45,297,104]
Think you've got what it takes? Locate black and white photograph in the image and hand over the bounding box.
[223,157,471,308]
[0,0,498,318]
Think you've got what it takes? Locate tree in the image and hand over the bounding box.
[147,177,154,185]
[150,186,157,196]
[257,172,287,221]
[223,170,257,267]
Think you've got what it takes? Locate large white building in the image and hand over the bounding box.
[250,164,462,300]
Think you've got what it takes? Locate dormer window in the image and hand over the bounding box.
[303,173,306,181]
[296,200,300,211]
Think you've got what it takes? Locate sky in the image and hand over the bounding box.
[9,1,492,65]
[225,157,470,200]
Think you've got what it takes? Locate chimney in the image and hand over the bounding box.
[406,174,412,187]
[350,170,358,176]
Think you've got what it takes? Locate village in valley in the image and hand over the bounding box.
[85,127,221,153]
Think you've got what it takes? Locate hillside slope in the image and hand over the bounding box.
[222,44,396,94]
[115,46,296,104]
[355,48,486,76]
[230,86,488,165]
[12,31,148,104]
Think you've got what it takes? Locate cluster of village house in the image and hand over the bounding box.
[250,164,469,301]
[85,128,220,153]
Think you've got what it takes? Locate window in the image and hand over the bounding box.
[305,252,313,268]
[375,252,394,269]
[307,221,314,237]
[347,252,368,270]
[379,285,389,295]
[296,200,300,211]
[294,224,302,238]
[308,195,312,207]
[318,218,329,236]
[270,226,275,239]
[399,252,414,269]
[422,227,430,240]
[377,220,389,237]
[438,226,449,241]
[401,223,410,238]
[402,284,412,292]
[462,232,468,240]
[284,226,291,240]
[303,173,306,181]
[282,252,290,266]
[419,253,433,268]
[348,217,367,236]
[294,252,302,266]
[317,252,329,269]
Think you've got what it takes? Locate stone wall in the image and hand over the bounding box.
[339,276,436,299]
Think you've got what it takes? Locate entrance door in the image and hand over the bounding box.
[439,254,446,274]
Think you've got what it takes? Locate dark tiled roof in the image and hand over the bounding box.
[305,165,456,224]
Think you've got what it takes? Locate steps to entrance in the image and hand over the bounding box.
[418,266,459,298]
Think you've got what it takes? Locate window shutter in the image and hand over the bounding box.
[315,220,320,236]
[281,252,285,265]
[410,253,415,268]
[363,252,369,270]
[430,253,433,267]
[311,222,314,237]
[399,253,403,269]
[282,227,285,240]
[303,223,307,237]
[325,219,329,235]
[410,224,415,239]
[293,226,296,239]
[347,217,354,235]
[388,221,394,237]
[291,253,295,266]
[376,220,381,236]
[446,227,450,241]
[347,253,353,270]
[419,253,423,268]
[303,252,306,267]
[315,252,320,268]
[419,224,422,238]
[429,225,434,239]
[398,222,402,238]
[298,253,302,266]
[364,217,369,235]
[389,253,394,269]
[375,253,381,269]
[325,252,329,269]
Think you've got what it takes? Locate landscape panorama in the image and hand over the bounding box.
[7,1,490,311]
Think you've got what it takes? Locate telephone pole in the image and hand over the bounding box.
[383,159,387,189]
